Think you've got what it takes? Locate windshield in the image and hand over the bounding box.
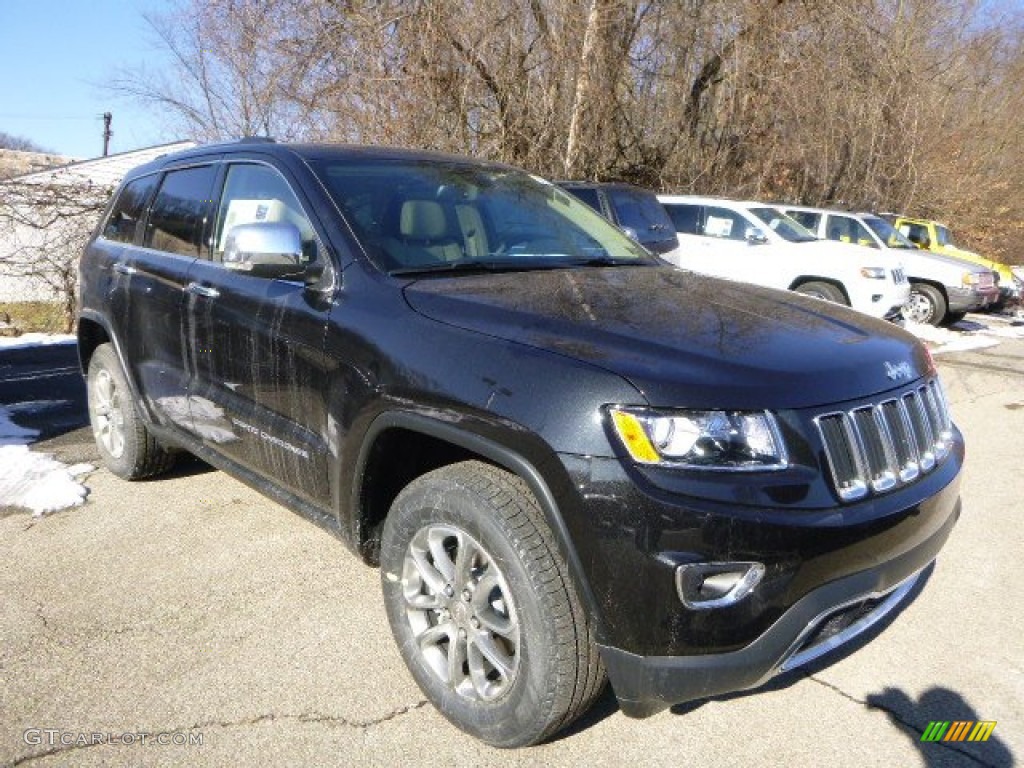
[309,160,652,274]
[863,216,917,249]
[747,207,818,242]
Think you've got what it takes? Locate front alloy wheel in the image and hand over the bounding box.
[380,462,605,747]
[401,524,520,701]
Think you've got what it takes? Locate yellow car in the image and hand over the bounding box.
[893,216,1021,306]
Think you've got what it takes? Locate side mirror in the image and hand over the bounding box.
[621,226,640,242]
[745,227,768,245]
[223,222,305,279]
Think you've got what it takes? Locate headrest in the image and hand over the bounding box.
[400,200,447,240]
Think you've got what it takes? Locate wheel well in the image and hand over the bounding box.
[909,278,948,300]
[77,318,111,372]
[356,427,484,563]
[789,277,850,304]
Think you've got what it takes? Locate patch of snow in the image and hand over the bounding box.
[903,321,1002,355]
[0,333,76,350]
[0,444,93,516]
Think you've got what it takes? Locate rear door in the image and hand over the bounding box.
[183,160,334,506]
[104,164,218,434]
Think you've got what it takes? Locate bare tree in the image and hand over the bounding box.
[0,178,109,330]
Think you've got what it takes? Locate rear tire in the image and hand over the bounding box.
[795,281,847,305]
[902,283,947,326]
[942,311,967,326]
[379,461,605,747]
[86,343,176,479]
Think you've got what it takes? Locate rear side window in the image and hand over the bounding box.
[664,203,702,235]
[788,210,820,232]
[102,175,158,244]
[144,166,218,257]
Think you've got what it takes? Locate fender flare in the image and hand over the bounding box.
[352,409,608,641]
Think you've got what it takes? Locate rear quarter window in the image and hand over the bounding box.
[102,175,159,244]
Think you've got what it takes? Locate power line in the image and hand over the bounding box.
[0,113,97,121]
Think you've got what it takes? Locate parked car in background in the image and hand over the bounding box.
[658,195,909,320]
[782,206,1000,326]
[557,181,681,258]
[889,215,1020,308]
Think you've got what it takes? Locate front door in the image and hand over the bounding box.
[184,161,334,506]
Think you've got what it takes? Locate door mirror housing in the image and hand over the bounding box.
[223,222,306,279]
[745,227,769,245]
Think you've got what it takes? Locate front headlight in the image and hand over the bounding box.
[608,407,788,470]
[860,267,887,280]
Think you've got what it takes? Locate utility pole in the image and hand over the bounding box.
[102,112,113,156]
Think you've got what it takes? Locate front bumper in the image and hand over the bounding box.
[601,497,956,717]
[947,284,999,313]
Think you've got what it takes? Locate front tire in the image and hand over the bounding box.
[380,461,605,747]
[902,283,947,326]
[86,343,176,479]
[795,280,847,305]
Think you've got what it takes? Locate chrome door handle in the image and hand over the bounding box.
[113,263,138,276]
[185,282,220,299]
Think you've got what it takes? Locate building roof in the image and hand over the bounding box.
[8,140,196,188]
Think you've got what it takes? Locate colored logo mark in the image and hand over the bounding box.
[921,721,997,742]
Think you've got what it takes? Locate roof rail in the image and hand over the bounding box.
[237,136,276,144]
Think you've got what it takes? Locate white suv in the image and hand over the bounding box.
[658,196,909,320]
[781,206,1000,326]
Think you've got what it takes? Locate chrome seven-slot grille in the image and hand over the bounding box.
[815,378,953,502]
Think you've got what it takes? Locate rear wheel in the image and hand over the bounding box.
[379,461,605,747]
[87,343,176,479]
[795,281,847,305]
[902,283,947,326]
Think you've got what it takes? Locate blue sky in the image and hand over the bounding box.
[0,0,171,159]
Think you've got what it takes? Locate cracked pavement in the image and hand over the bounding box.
[2,337,1022,767]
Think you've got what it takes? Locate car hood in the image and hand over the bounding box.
[402,266,931,410]
[798,239,902,267]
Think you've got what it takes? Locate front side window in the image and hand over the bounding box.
[103,174,159,244]
[144,166,218,257]
[863,216,916,249]
[213,164,320,264]
[702,206,750,241]
[606,188,675,238]
[747,207,817,242]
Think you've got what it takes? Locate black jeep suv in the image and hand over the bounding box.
[78,141,962,748]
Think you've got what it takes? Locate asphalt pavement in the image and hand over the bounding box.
[1,331,1021,767]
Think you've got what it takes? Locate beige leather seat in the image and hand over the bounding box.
[385,200,463,266]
